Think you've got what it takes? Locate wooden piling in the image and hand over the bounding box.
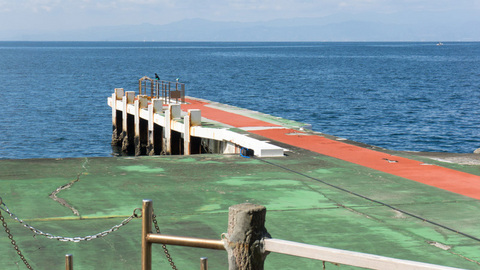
[226,203,270,270]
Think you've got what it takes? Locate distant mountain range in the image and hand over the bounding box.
[3,12,479,41]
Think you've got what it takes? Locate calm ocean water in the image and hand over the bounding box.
[0,41,479,159]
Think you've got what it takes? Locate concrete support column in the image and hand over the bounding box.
[134,95,148,156]
[163,106,171,155]
[163,104,181,155]
[225,203,270,270]
[147,99,163,155]
[184,109,202,155]
[121,91,135,154]
[183,114,191,155]
[147,103,154,155]
[111,88,124,146]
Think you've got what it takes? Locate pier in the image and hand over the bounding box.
[108,77,284,157]
[109,77,480,201]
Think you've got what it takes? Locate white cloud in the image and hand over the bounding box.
[26,0,62,12]
[119,0,160,4]
[0,2,12,13]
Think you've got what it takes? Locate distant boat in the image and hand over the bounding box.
[436,42,444,46]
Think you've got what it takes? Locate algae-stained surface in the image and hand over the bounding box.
[1,153,480,269]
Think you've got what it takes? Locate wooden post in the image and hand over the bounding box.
[225,203,270,270]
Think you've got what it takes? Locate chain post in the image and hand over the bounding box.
[200,257,208,270]
[65,254,73,270]
[142,199,153,270]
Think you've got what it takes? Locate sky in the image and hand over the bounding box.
[0,0,479,40]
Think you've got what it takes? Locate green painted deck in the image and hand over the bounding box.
[1,151,480,269]
[2,97,480,269]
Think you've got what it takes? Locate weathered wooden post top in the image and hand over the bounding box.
[225,203,270,270]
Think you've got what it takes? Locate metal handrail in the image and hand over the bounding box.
[146,234,224,250]
[138,76,185,104]
[140,200,464,270]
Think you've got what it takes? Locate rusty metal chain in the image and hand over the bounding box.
[1,196,177,270]
[0,197,141,242]
[1,207,33,269]
[152,211,178,270]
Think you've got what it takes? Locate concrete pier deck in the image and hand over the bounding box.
[1,96,480,269]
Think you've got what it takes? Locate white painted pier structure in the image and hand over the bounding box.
[108,86,284,157]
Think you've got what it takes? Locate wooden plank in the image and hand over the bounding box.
[264,239,464,270]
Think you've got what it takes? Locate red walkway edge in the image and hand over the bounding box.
[182,98,281,128]
[251,128,480,200]
[181,98,480,200]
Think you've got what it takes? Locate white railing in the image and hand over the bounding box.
[141,200,465,270]
[264,238,463,270]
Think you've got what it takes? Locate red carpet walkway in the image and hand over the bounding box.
[182,98,480,200]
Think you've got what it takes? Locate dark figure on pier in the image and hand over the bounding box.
[155,73,160,80]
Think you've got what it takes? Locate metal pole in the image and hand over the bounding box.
[139,79,141,96]
[65,254,73,270]
[150,80,155,97]
[146,234,225,250]
[200,257,208,270]
[181,84,185,103]
[168,82,171,104]
[142,199,153,270]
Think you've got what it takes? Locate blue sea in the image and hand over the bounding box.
[0,41,479,159]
